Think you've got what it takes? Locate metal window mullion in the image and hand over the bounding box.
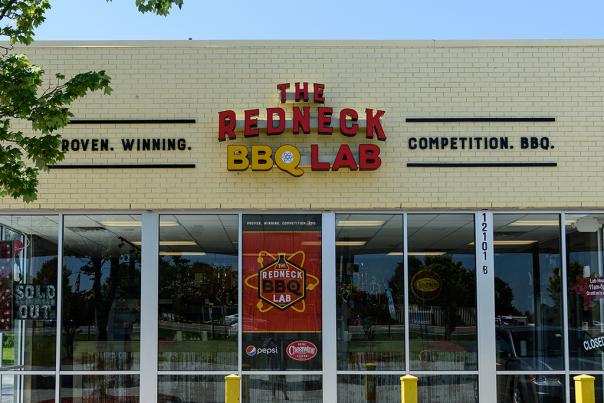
[238,213,242,377]
[560,212,571,403]
[403,213,410,374]
[55,214,64,403]
[158,371,234,376]
[58,370,140,376]
[337,370,481,375]
[244,370,324,376]
[140,213,159,403]
[496,371,567,375]
[322,212,337,403]
[475,211,496,403]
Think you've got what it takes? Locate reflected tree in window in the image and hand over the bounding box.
[158,214,238,371]
[62,217,142,371]
[409,255,475,341]
[495,277,521,317]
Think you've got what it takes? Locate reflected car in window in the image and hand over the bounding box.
[496,326,564,403]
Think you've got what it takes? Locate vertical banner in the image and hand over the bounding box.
[242,214,322,370]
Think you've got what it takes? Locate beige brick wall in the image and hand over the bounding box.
[2,40,604,211]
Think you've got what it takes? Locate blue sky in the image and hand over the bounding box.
[36,0,604,40]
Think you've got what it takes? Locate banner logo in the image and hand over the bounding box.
[245,345,257,357]
[287,341,318,361]
[244,250,319,312]
[411,269,441,300]
[245,345,279,357]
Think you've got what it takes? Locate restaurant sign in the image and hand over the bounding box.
[218,82,386,176]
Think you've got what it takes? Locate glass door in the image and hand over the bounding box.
[493,214,565,403]
[241,214,323,403]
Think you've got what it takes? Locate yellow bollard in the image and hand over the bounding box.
[225,374,241,403]
[574,374,596,403]
[401,375,418,403]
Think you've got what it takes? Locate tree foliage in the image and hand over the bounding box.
[0,0,182,202]
[119,0,184,16]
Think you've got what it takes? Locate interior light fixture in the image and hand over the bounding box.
[100,221,141,227]
[336,241,367,246]
[388,252,447,256]
[160,252,206,256]
[575,216,602,233]
[510,220,575,226]
[160,241,197,246]
[494,240,538,246]
[469,240,537,246]
[100,220,178,227]
[133,241,197,246]
[336,220,385,227]
[408,252,447,256]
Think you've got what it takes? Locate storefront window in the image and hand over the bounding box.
[335,214,404,370]
[0,210,596,401]
[497,374,564,403]
[0,216,58,371]
[158,215,238,371]
[338,375,478,403]
[0,375,55,403]
[242,375,322,403]
[566,213,604,371]
[338,375,400,403]
[61,215,141,371]
[408,214,477,371]
[60,375,139,402]
[494,214,564,372]
[158,375,224,403]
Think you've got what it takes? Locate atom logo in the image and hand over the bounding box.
[281,151,295,164]
[245,250,320,313]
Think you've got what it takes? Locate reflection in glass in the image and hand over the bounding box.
[338,375,478,403]
[60,375,139,402]
[418,375,478,403]
[0,216,58,371]
[408,214,477,371]
[0,375,54,403]
[336,214,404,370]
[338,375,399,403]
[497,374,564,403]
[242,375,321,403]
[567,214,604,371]
[494,214,563,371]
[158,215,238,371]
[61,215,141,371]
[158,375,224,403]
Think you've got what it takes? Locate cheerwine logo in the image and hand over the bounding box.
[218,82,385,177]
[286,341,318,361]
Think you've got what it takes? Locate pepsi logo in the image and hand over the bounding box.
[245,345,257,357]
[245,345,278,357]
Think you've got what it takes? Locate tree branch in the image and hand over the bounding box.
[0,0,18,22]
